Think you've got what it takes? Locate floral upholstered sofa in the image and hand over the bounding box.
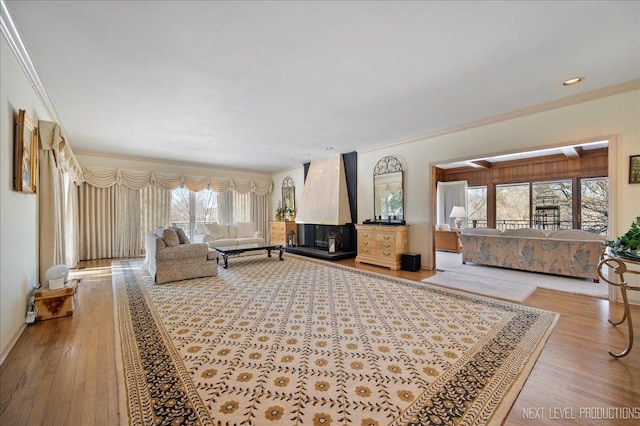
[193,222,264,248]
[459,228,608,282]
[145,226,218,284]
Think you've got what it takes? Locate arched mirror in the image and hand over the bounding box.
[373,156,404,221]
[282,176,295,214]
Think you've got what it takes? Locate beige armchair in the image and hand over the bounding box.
[145,227,217,284]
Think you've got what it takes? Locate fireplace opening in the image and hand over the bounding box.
[286,224,356,260]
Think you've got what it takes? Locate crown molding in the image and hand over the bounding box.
[1,0,64,130]
[74,150,273,177]
[359,78,640,154]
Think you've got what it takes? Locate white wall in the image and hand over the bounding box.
[357,89,640,302]
[0,34,55,360]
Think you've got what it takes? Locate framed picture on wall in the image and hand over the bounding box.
[630,155,640,184]
[14,109,38,193]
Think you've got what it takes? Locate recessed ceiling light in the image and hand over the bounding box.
[326,147,334,150]
[563,77,584,86]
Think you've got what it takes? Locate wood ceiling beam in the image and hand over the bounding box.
[560,146,583,158]
[471,160,492,169]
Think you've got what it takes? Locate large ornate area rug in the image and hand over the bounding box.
[112,255,558,425]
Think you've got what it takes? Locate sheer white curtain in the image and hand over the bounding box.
[233,192,251,222]
[218,191,234,224]
[140,186,171,247]
[251,192,269,238]
[114,185,141,258]
[436,180,468,229]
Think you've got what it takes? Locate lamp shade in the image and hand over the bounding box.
[449,206,467,218]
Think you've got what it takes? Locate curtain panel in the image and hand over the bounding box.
[436,180,468,229]
[79,185,169,260]
[38,120,83,284]
[79,184,116,260]
[65,176,80,268]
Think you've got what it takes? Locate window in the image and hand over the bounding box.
[196,190,218,225]
[496,183,530,230]
[580,178,609,235]
[532,180,572,230]
[170,187,192,235]
[467,186,487,228]
[171,188,252,238]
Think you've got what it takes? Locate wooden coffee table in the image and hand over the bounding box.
[214,243,284,268]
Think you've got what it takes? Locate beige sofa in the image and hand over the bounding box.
[145,226,218,284]
[459,228,607,282]
[193,222,264,248]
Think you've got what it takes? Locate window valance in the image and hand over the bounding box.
[82,166,273,195]
[38,120,84,184]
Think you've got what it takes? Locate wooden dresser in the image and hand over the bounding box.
[355,224,409,270]
[269,221,297,246]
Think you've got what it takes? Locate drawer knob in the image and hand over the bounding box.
[383,236,390,240]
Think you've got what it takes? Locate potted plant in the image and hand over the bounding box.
[608,216,640,260]
[285,207,295,221]
[275,207,285,221]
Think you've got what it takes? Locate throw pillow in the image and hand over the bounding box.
[171,227,190,244]
[227,223,238,238]
[196,222,216,235]
[204,223,229,241]
[236,222,256,238]
[155,238,167,249]
[161,228,180,247]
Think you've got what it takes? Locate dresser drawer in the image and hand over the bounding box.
[358,246,395,258]
[359,239,394,250]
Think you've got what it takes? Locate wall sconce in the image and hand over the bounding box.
[287,230,296,247]
[449,205,467,229]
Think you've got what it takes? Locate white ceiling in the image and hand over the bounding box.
[4,1,639,173]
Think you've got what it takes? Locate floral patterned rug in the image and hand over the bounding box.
[112,255,558,425]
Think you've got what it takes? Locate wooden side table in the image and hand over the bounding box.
[597,250,640,358]
[34,279,80,321]
[269,221,296,246]
[435,230,460,253]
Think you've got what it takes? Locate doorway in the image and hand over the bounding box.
[430,138,614,299]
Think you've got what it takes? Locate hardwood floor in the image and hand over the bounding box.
[1,257,638,425]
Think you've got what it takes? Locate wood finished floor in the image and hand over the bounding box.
[1,257,638,425]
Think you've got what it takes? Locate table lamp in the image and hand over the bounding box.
[449,206,467,229]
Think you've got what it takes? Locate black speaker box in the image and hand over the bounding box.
[401,253,421,272]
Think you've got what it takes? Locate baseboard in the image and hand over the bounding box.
[0,323,26,366]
